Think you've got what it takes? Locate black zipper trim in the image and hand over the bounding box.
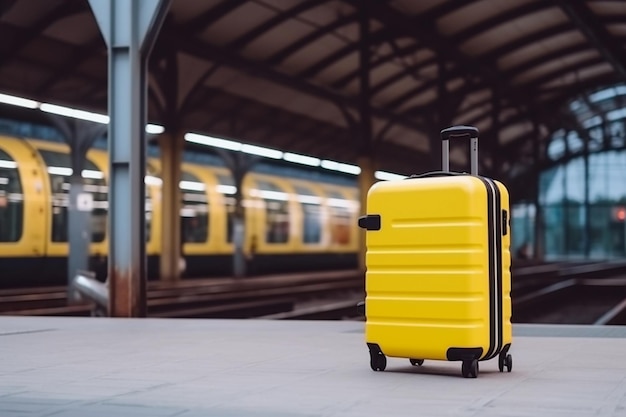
[480,177,503,361]
[477,177,496,360]
[491,179,504,359]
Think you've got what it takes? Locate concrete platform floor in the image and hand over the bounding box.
[1,316,626,416]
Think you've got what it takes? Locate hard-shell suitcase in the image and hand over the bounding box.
[358,125,512,378]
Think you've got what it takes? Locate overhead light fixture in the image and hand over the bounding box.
[241,144,283,159]
[321,160,361,175]
[146,124,164,134]
[283,152,320,166]
[185,132,242,151]
[0,93,39,109]
[375,171,407,181]
[40,103,109,124]
[1,91,413,180]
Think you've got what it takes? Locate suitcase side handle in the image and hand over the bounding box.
[440,125,479,175]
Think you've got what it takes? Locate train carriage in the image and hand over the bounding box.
[0,134,360,287]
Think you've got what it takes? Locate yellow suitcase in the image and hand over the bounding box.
[358,126,512,378]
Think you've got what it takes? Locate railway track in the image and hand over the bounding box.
[0,270,363,318]
[262,261,626,322]
[513,275,626,325]
[4,261,626,322]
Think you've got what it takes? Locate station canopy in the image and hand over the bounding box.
[0,0,625,193]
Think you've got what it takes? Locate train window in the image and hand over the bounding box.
[294,185,321,244]
[256,180,289,244]
[180,171,209,243]
[0,149,23,242]
[217,174,236,243]
[326,189,352,245]
[39,150,108,243]
[145,164,160,243]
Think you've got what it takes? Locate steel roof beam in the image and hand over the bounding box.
[358,2,501,88]
[331,41,423,90]
[401,49,614,122]
[35,37,104,94]
[356,1,553,124]
[0,1,87,67]
[181,0,247,35]
[556,0,626,80]
[265,13,357,67]
[449,2,555,45]
[227,0,329,52]
[162,33,428,133]
[0,0,17,16]
[393,22,588,114]
[496,75,621,156]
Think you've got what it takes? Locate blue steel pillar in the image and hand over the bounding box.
[357,1,375,275]
[88,0,170,317]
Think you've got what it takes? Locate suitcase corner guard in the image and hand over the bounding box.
[358,214,381,231]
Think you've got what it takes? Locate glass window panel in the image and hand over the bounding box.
[607,151,626,202]
[38,150,108,243]
[511,204,535,257]
[588,126,604,151]
[180,171,209,243]
[589,204,612,258]
[566,131,583,154]
[609,120,625,148]
[326,189,351,245]
[539,166,564,205]
[257,180,289,244]
[542,205,565,258]
[294,185,321,244]
[0,149,23,242]
[565,204,585,256]
[565,157,584,203]
[588,153,609,203]
[217,174,236,243]
[547,136,565,160]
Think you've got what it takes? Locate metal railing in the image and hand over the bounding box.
[72,270,108,316]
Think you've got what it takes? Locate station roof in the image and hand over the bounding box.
[1,0,625,193]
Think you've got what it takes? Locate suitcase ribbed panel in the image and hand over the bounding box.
[364,176,492,360]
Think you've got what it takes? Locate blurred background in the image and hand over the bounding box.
[0,0,625,324]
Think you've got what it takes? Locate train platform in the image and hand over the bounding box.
[1,317,626,417]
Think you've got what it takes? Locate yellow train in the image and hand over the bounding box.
[0,134,360,287]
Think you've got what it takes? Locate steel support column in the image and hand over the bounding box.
[357,156,376,273]
[357,1,374,274]
[158,132,184,281]
[89,0,170,317]
[216,151,259,278]
[584,131,591,257]
[532,119,544,260]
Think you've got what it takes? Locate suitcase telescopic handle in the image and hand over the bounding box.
[440,125,479,175]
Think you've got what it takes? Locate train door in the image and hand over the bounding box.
[28,141,108,282]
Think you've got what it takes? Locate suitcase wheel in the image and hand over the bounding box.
[498,353,513,373]
[369,351,387,372]
[461,359,479,378]
[409,359,424,367]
